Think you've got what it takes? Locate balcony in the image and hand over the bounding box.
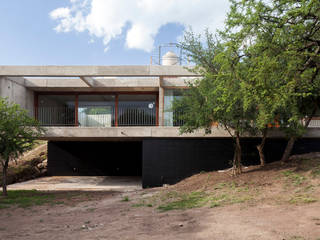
[36,93,158,127]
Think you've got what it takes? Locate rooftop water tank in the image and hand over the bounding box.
[162,51,179,66]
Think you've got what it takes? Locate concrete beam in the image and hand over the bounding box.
[24,77,160,90]
[162,77,198,87]
[39,126,320,141]
[0,65,199,77]
[79,77,94,87]
[5,77,26,87]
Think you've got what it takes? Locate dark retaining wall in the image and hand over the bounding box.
[47,138,320,188]
[142,138,320,188]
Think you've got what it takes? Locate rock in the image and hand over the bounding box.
[36,160,47,169]
[37,163,43,169]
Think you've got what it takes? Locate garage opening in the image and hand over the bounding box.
[47,141,142,177]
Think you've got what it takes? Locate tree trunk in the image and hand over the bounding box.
[281,114,314,163]
[281,136,296,163]
[232,132,242,175]
[2,160,8,196]
[257,128,267,166]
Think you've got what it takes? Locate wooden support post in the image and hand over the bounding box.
[75,94,79,126]
[115,94,119,127]
[158,77,164,126]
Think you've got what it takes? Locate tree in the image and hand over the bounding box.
[225,0,320,162]
[175,31,257,174]
[0,98,43,196]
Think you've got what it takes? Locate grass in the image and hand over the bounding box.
[121,196,130,202]
[158,192,209,211]
[137,159,320,212]
[0,190,54,209]
[132,203,145,207]
[131,199,154,208]
[289,194,317,204]
[311,166,320,177]
[282,170,306,186]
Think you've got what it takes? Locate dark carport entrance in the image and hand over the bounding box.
[48,141,142,177]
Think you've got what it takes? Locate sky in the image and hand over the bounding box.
[0,0,230,65]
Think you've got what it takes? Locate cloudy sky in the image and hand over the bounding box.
[0,0,230,65]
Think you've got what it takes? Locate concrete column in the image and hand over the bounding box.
[158,77,164,126]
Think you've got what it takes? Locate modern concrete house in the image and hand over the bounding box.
[1,52,320,187]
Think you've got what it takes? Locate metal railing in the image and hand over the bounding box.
[38,106,75,126]
[118,105,156,126]
[37,105,157,127]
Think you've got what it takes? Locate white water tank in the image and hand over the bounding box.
[162,51,179,66]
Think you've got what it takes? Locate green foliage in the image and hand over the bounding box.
[176,31,256,137]
[0,97,44,195]
[0,98,44,162]
[83,107,111,115]
[175,0,320,166]
[225,0,320,136]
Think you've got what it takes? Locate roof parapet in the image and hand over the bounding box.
[0,65,199,77]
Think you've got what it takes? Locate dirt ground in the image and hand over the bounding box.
[1,153,320,240]
[8,176,141,192]
[0,190,319,240]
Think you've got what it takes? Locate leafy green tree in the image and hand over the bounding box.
[0,98,44,196]
[225,0,320,162]
[175,31,257,174]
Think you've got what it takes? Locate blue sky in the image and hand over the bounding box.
[0,0,229,65]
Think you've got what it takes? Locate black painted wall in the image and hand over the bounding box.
[142,138,320,188]
[48,141,142,176]
[47,138,320,188]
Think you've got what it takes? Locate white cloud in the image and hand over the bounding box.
[50,7,70,19]
[50,0,230,52]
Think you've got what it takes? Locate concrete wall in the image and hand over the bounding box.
[0,77,34,116]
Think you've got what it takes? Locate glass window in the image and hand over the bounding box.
[38,95,75,126]
[164,89,184,126]
[78,95,115,127]
[118,94,157,126]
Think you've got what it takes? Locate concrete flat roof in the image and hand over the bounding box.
[0,65,199,77]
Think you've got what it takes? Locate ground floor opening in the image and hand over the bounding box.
[48,141,142,176]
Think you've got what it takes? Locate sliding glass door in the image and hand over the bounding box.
[36,93,158,127]
[118,94,157,126]
[78,95,115,127]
